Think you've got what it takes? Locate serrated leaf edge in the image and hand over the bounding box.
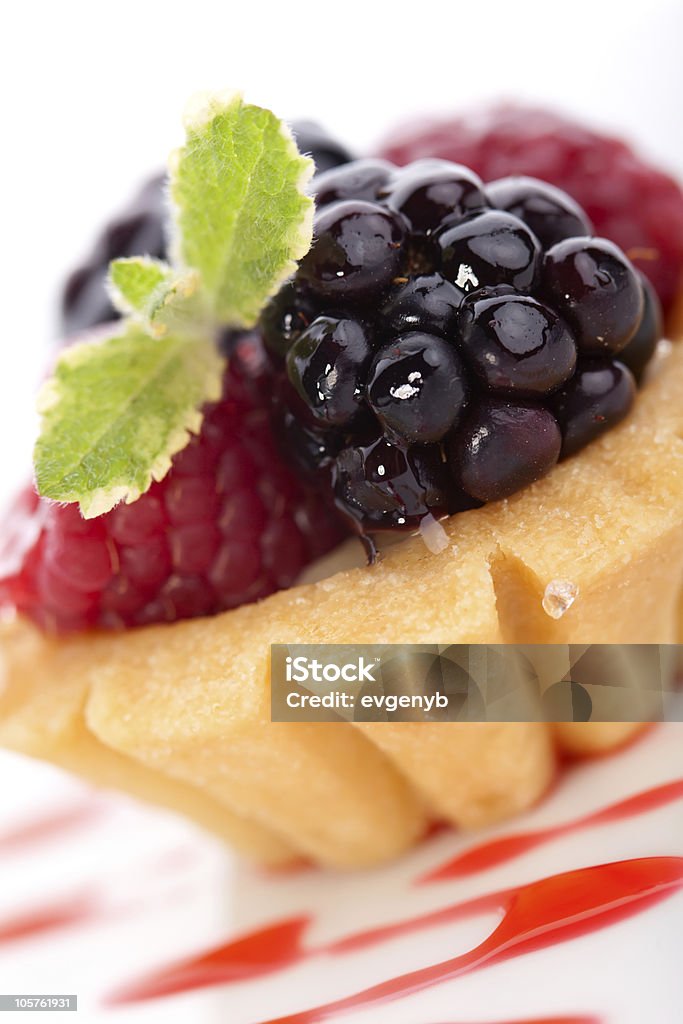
[167,94,315,327]
[78,411,205,519]
[252,119,315,310]
[35,331,224,519]
[181,87,243,134]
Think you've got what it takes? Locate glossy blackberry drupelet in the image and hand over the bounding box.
[367,332,469,442]
[287,316,373,427]
[448,400,562,503]
[458,287,577,397]
[542,237,644,354]
[437,210,541,291]
[260,159,660,539]
[60,122,354,339]
[298,200,406,301]
[486,176,592,250]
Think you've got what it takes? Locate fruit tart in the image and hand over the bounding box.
[1,93,682,869]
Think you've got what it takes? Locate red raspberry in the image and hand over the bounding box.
[0,336,346,633]
[379,104,683,317]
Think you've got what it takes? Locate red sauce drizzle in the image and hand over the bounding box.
[429,1019,599,1024]
[107,856,683,1017]
[420,778,683,883]
[0,801,100,853]
[0,802,104,945]
[0,893,96,945]
[257,858,683,1024]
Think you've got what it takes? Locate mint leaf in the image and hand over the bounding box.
[34,92,313,518]
[34,325,224,518]
[109,257,175,315]
[108,258,202,338]
[171,91,314,327]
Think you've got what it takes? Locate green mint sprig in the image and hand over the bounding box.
[34,91,314,518]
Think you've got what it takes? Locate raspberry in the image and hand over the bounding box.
[260,158,656,540]
[379,104,683,316]
[0,336,346,633]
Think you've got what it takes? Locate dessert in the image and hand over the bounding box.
[0,94,681,868]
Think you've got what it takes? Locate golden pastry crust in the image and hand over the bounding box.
[551,721,647,756]
[0,619,296,864]
[1,339,682,867]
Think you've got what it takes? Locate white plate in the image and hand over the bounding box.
[0,723,681,1023]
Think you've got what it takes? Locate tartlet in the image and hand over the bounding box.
[2,331,681,867]
[1,99,682,869]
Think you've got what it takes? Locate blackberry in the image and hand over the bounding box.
[314,159,395,207]
[381,273,464,336]
[448,400,562,503]
[260,158,660,541]
[287,316,373,428]
[458,287,576,397]
[379,103,683,316]
[278,404,344,479]
[261,282,318,358]
[331,438,455,532]
[386,159,488,233]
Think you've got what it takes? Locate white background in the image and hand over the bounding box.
[1,0,682,494]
